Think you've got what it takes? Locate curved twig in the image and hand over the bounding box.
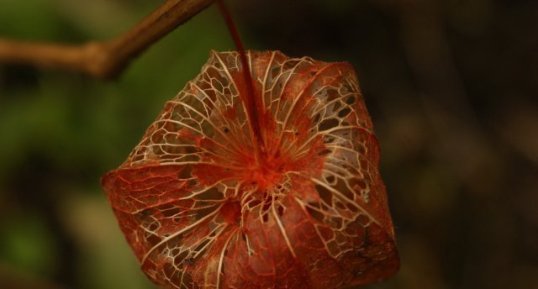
[0,0,215,79]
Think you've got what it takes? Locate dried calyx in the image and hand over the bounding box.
[103,49,399,289]
[102,1,398,288]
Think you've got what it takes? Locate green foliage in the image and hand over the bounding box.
[0,1,233,288]
[0,212,57,276]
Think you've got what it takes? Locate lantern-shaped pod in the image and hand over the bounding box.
[102,50,399,289]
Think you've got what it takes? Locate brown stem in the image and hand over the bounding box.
[0,0,215,79]
[216,0,265,163]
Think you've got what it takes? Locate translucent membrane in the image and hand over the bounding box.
[102,50,399,289]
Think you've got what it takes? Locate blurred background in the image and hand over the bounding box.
[0,0,537,288]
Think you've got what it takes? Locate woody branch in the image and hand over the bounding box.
[0,0,215,79]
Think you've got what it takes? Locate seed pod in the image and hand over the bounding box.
[102,50,399,289]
